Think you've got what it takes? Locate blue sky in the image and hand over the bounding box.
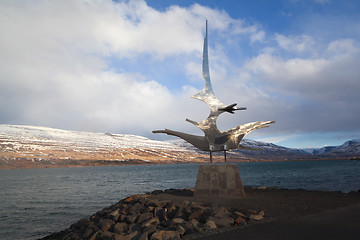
[0,0,359,148]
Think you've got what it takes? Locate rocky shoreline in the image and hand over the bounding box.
[41,187,360,240]
[41,188,266,240]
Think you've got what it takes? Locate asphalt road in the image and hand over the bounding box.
[196,203,360,240]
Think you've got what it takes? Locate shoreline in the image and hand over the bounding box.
[1,157,357,170]
[41,187,360,240]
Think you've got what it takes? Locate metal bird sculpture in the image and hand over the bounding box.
[153,20,275,162]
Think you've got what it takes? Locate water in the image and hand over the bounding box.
[0,160,359,240]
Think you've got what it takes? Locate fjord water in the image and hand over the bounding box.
[0,160,359,240]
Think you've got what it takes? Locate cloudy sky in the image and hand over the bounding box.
[1,0,359,148]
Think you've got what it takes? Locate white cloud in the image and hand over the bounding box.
[0,0,359,147]
[250,30,266,43]
[326,38,359,56]
[0,0,263,136]
[275,34,315,53]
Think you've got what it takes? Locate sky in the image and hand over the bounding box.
[0,0,360,148]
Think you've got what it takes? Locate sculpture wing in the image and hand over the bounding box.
[191,20,224,112]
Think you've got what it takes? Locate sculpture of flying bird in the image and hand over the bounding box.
[153,20,275,162]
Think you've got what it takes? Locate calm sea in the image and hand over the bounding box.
[0,160,359,240]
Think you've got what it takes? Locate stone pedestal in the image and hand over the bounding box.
[194,164,245,198]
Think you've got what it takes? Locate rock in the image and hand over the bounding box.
[113,233,124,240]
[213,207,231,218]
[142,217,160,227]
[142,225,157,237]
[233,211,247,219]
[70,218,89,230]
[139,231,149,240]
[113,222,128,234]
[189,201,205,210]
[128,202,145,215]
[125,230,141,240]
[125,215,139,224]
[121,205,130,215]
[188,209,204,221]
[250,211,264,221]
[234,216,247,225]
[124,196,134,204]
[208,216,234,228]
[176,225,186,236]
[183,219,201,234]
[154,207,167,221]
[138,212,154,223]
[98,218,114,232]
[119,214,127,222]
[95,231,113,240]
[179,200,190,208]
[203,220,217,229]
[166,225,186,236]
[151,190,164,195]
[89,231,101,240]
[82,227,94,239]
[88,221,100,232]
[150,230,180,240]
[128,223,142,233]
[145,200,166,208]
[170,218,184,225]
[165,204,178,219]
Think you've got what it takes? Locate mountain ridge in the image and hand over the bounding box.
[0,124,359,169]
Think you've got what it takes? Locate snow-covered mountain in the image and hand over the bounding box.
[0,124,206,169]
[1,124,359,169]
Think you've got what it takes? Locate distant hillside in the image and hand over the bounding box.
[0,124,359,169]
[0,124,207,169]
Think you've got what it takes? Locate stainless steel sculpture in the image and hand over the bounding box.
[153,21,275,162]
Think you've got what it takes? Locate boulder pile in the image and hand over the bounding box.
[44,189,265,240]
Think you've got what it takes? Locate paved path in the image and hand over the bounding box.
[196,203,360,240]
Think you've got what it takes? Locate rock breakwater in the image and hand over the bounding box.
[42,189,265,240]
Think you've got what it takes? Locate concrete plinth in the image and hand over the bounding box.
[194,164,245,198]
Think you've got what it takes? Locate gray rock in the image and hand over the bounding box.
[165,204,178,219]
[88,221,100,232]
[95,231,113,240]
[110,209,120,217]
[176,225,186,236]
[188,209,204,221]
[82,227,94,239]
[203,220,217,229]
[142,217,160,227]
[145,200,167,208]
[128,202,145,215]
[138,231,149,240]
[213,207,231,218]
[98,218,114,232]
[250,211,264,221]
[154,207,167,221]
[183,219,201,234]
[170,218,184,225]
[138,212,154,223]
[165,225,186,236]
[125,230,141,240]
[70,218,89,230]
[125,215,139,224]
[113,222,128,234]
[128,223,142,233]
